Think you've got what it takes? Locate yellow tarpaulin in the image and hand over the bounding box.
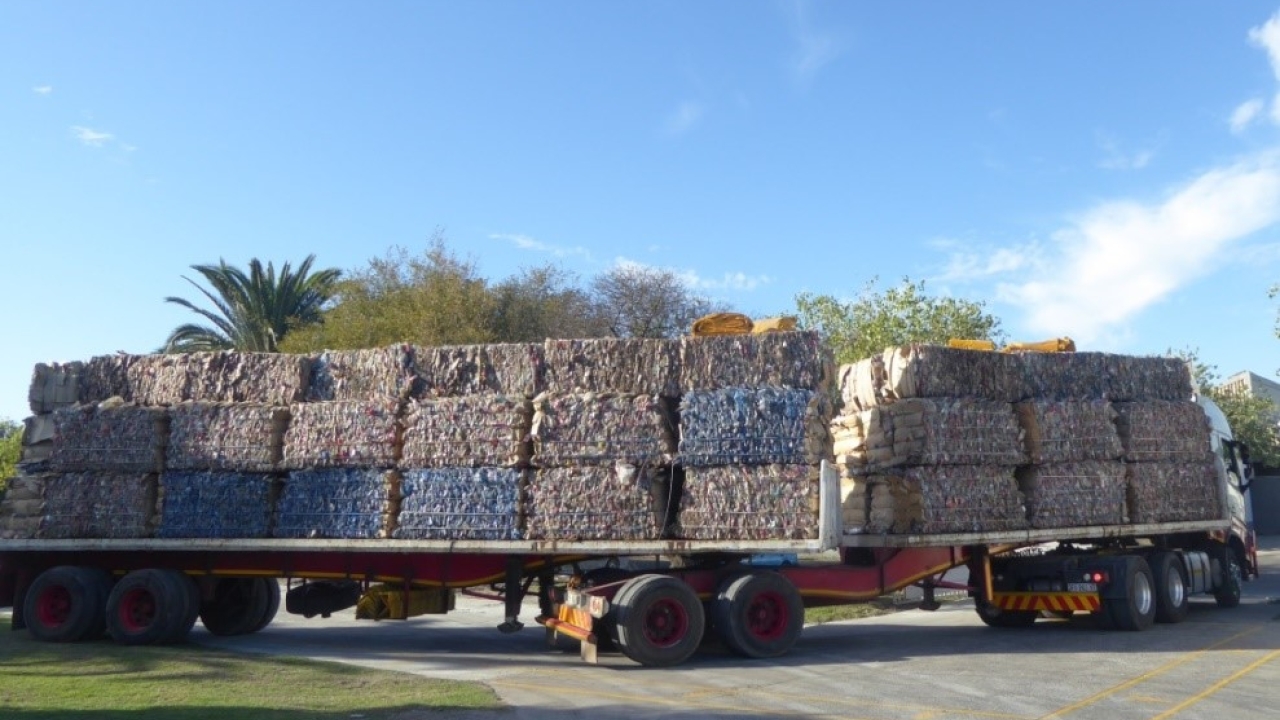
[691,312,753,337]
[752,316,798,334]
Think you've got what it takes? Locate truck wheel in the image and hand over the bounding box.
[106,569,188,645]
[974,598,1037,628]
[23,566,111,643]
[1104,556,1156,631]
[252,579,281,632]
[612,575,705,667]
[712,571,804,658]
[165,571,201,642]
[1150,552,1189,624]
[200,578,270,636]
[1214,548,1243,609]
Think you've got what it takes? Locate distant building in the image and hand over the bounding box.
[1221,371,1280,407]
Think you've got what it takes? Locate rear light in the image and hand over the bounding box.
[1091,572,1106,583]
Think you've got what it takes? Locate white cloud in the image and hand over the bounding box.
[1247,11,1280,125]
[992,153,1280,342]
[664,101,704,136]
[1097,132,1156,171]
[932,241,1038,283]
[490,233,591,260]
[32,85,52,95]
[71,125,113,147]
[1231,98,1265,133]
[784,0,845,84]
[614,256,771,292]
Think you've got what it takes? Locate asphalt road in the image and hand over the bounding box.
[189,540,1280,720]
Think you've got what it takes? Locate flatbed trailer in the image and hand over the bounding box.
[0,462,1258,666]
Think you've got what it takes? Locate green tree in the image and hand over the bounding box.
[164,255,341,353]
[1173,348,1280,468]
[0,420,21,496]
[489,265,608,342]
[796,277,1005,364]
[281,240,497,351]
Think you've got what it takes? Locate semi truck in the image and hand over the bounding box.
[0,396,1256,667]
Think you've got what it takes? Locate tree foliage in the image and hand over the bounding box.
[0,420,21,494]
[1173,348,1280,469]
[590,264,719,338]
[164,255,341,353]
[281,237,725,351]
[795,277,1005,365]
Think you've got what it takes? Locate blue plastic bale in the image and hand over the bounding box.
[273,468,396,539]
[157,471,275,538]
[395,468,522,540]
[678,387,821,467]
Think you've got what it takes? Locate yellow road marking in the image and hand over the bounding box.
[1146,649,1280,720]
[1036,625,1264,720]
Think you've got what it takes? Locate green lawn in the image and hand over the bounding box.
[0,617,502,720]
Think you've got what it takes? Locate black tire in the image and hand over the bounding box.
[1214,547,1243,609]
[711,571,804,658]
[1104,556,1156,631]
[106,569,188,646]
[252,578,281,632]
[974,598,1037,628]
[200,578,270,637]
[612,575,705,667]
[164,571,201,642]
[1150,552,1190,624]
[23,566,109,643]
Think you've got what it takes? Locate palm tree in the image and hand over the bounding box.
[163,255,341,353]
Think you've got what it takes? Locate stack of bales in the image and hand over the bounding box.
[272,348,407,539]
[835,345,1209,535]
[834,345,1029,534]
[394,343,542,541]
[10,353,311,539]
[526,338,680,541]
[676,332,834,540]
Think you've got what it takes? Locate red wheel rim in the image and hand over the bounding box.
[642,598,690,648]
[118,588,157,633]
[36,585,72,629]
[745,590,788,641]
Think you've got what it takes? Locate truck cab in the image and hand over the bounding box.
[1197,395,1258,579]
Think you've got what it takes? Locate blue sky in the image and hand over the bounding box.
[4,2,1280,423]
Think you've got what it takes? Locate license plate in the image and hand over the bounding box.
[1067,583,1098,592]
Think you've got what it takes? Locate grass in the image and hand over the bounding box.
[0,617,502,720]
[803,598,899,625]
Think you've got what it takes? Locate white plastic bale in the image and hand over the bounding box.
[395,468,523,540]
[1126,455,1222,523]
[180,352,311,405]
[39,472,158,539]
[1016,352,1109,401]
[543,338,680,397]
[531,393,676,467]
[1106,355,1194,402]
[0,471,50,539]
[48,404,168,473]
[837,355,887,411]
[166,403,289,472]
[282,400,401,469]
[308,346,415,402]
[860,465,1028,534]
[678,464,820,540]
[1014,401,1123,464]
[482,343,546,396]
[846,398,1026,470]
[678,387,832,467]
[880,345,1023,404]
[525,465,668,540]
[1016,461,1127,529]
[1114,401,1212,462]
[401,396,532,468]
[679,331,832,393]
[410,344,490,398]
[77,355,136,404]
[28,362,84,414]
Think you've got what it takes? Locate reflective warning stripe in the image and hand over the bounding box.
[993,592,1101,612]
